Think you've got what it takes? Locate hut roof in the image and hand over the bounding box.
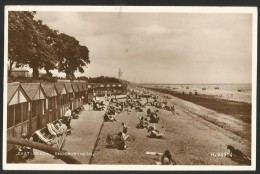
[72,84,79,92]
[21,83,46,100]
[41,83,58,97]
[8,82,30,105]
[106,84,111,87]
[82,84,87,90]
[78,84,83,91]
[55,83,67,95]
[11,69,29,72]
[112,84,116,87]
[100,84,104,87]
[63,83,73,93]
[8,82,20,103]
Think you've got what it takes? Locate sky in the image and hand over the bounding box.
[34,11,253,84]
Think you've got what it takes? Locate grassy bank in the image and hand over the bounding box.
[144,87,251,124]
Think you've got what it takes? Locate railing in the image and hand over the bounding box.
[7,138,81,164]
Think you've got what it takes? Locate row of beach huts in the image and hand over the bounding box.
[7,81,127,145]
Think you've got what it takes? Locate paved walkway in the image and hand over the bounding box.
[27,100,107,164]
[65,105,105,163]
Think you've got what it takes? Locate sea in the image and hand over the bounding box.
[148,84,252,93]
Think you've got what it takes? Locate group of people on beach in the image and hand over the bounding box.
[130,88,176,164]
[104,88,176,165]
[106,122,134,150]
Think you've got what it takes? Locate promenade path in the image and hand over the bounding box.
[27,99,107,164]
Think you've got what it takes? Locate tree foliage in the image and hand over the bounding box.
[77,76,120,83]
[8,11,90,78]
[55,33,90,79]
[8,11,58,77]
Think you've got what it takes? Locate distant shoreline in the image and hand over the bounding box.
[142,86,251,125]
[137,83,252,85]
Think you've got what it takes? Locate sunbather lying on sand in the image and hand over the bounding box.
[104,112,117,122]
[147,125,166,140]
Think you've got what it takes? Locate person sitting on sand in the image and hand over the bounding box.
[171,105,175,114]
[115,102,123,114]
[107,106,116,115]
[147,108,152,116]
[122,122,129,133]
[148,125,166,140]
[121,123,134,141]
[114,132,127,150]
[150,110,159,123]
[104,112,117,122]
[161,150,176,165]
[143,118,149,129]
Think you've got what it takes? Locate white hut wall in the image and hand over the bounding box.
[30,99,46,133]
[7,102,29,139]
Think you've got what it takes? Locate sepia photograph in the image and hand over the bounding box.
[3,6,257,171]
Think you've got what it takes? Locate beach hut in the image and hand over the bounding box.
[77,83,84,107]
[55,83,69,118]
[82,83,88,104]
[7,82,30,139]
[99,84,105,96]
[10,69,29,78]
[71,83,80,110]
[105,84,111,96]
[41,83,59,124]
[112,84,117,95]
[87,84,94,102]
[21,83,47,133]
[117,84,122,95]
[63,83,74,111]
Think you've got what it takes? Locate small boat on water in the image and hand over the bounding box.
[202,88,206,90]
[215,87,220,89]
[186,87,189,89]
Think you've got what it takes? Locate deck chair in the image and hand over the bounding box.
[35,130,54,146]
[53,119,70,134]
[49,123,61,135]
[47,123,58,136]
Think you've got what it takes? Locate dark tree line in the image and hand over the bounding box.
[8,11,90,79]
[77,76,121,83]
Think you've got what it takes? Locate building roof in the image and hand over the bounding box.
[41,83,58,97]
[11,69,29,72]
[82,84,87,90]
[8,82,20,104]
[55,83,67,95]
[8,82,29,105]
[77,83,83,91]
[63,83,73,93]
[21,83,46,100]
[72,84,79,92]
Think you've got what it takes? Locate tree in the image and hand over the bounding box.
[8,11,58,77]
[55,33,90,79]
[8,11,36,76]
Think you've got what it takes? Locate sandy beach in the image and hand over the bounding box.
[92,86,251,165]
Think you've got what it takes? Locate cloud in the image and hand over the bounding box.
[34,11,253,83]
